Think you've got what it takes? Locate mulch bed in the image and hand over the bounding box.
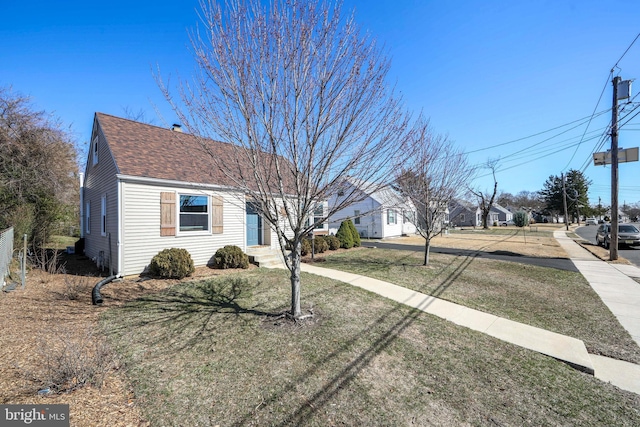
[0,254,252,427]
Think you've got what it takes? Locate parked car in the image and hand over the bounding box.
[499,219,515,226]
[596,223,640,249]
[585,217,597,226]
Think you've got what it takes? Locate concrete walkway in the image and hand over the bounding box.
[281,233,640,395]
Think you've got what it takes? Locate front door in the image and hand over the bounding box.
[246,203,262,246]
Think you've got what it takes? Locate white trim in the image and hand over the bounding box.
[117,180,123,276]
[116,174,241,192]
[92,136,99,165]
[177,193,212,236]
[79,173,84,238]
[100,197,105,236]
[85,201,91,234]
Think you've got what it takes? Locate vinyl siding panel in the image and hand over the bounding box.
[328,196,383,238]
[121,182,246,276]
[82,125,119,273]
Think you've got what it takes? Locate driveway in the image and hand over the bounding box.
[361,242,578,272]
[574,224,640,267]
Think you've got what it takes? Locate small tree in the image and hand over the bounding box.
[513,211,529,244]
[159,0,410,319]
[336,221,355,249]
[395,117,474,265]
[0,87,79,253]
[347,220,361,247]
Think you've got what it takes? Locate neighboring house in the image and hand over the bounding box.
[490,204,513,224]
[449,199,481,227]
[327,178,417,238]
[80,113,290,276]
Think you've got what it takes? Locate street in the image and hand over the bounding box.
[574,224,640,267]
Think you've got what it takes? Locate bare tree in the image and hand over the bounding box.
[0,87,79,252]
[158,0,409,319]
[395,117,474,265]
[470,159,499,229]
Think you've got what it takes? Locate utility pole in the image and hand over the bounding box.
[610,76,620,260]
[562,173,569,231]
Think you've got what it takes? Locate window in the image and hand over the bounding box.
[387,209,396,225]
[92,136,98,165]
[403,210,415,224]
[85,202,91,234]
[313,204,324,229]
[354,210,360,225]
[101,195,107,236]
[179,194,209,232]
[460,214,465,222]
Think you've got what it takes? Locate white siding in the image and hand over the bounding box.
[83,125,119,273]
[328,195,383,238]
[121,181,247,276]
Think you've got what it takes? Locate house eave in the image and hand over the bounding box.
[115,174,242,192]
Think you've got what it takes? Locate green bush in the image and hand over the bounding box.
[300,238,312,256]
[149,248,195,279]
[347,220,361,247]
[326,235,341,250]
[336,221,354,249]
[213,245,249,269]
[313,235,329,253]
[513,211,529,227]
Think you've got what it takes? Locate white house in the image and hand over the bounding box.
[327,178,417,239]
[80,113,290,276]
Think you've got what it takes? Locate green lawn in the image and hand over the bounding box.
[101,269,640,426]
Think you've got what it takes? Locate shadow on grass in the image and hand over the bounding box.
[109,276,282,351]
[233,294,429,427]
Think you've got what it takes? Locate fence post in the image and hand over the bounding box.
[22,234,27,289]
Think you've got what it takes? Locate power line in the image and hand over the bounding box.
[462,109,610,155]
[562,71,612,171]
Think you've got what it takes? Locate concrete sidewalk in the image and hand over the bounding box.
[554,230,640,346]
[288,236,640,394]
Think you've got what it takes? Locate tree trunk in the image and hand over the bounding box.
[289,239,302,318]
[423,237,431,266]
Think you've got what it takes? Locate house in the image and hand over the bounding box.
[327,178,417,239]
[80,113,290,276]
[490,204,513,224]
[449,200,481,227]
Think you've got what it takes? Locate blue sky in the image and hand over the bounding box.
[2,0,640,207]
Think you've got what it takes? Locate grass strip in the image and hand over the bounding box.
[101,269,640,426]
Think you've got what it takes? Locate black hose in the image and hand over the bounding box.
[92,275,118,305]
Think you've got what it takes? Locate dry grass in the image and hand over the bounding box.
[318,248,640,364]
[100,269,640,426]
[377,224,567,258]
[0,258,252,427]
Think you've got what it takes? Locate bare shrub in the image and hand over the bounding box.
[29,327,114,394]
[63,274,89,300]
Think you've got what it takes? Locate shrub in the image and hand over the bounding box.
[313,235,329,253]
[213,245,249,269]
[149,248,195,279]
[326,235,341,250]
[513,211,530,227]
[300,238,312,256]
[31,327,113,394]
[336,221,354,249]
[347,220,361,247]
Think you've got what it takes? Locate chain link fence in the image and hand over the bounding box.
[0,227,14,288]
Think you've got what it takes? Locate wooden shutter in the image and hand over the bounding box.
[160,192,176,236]
[211,195,224,234]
